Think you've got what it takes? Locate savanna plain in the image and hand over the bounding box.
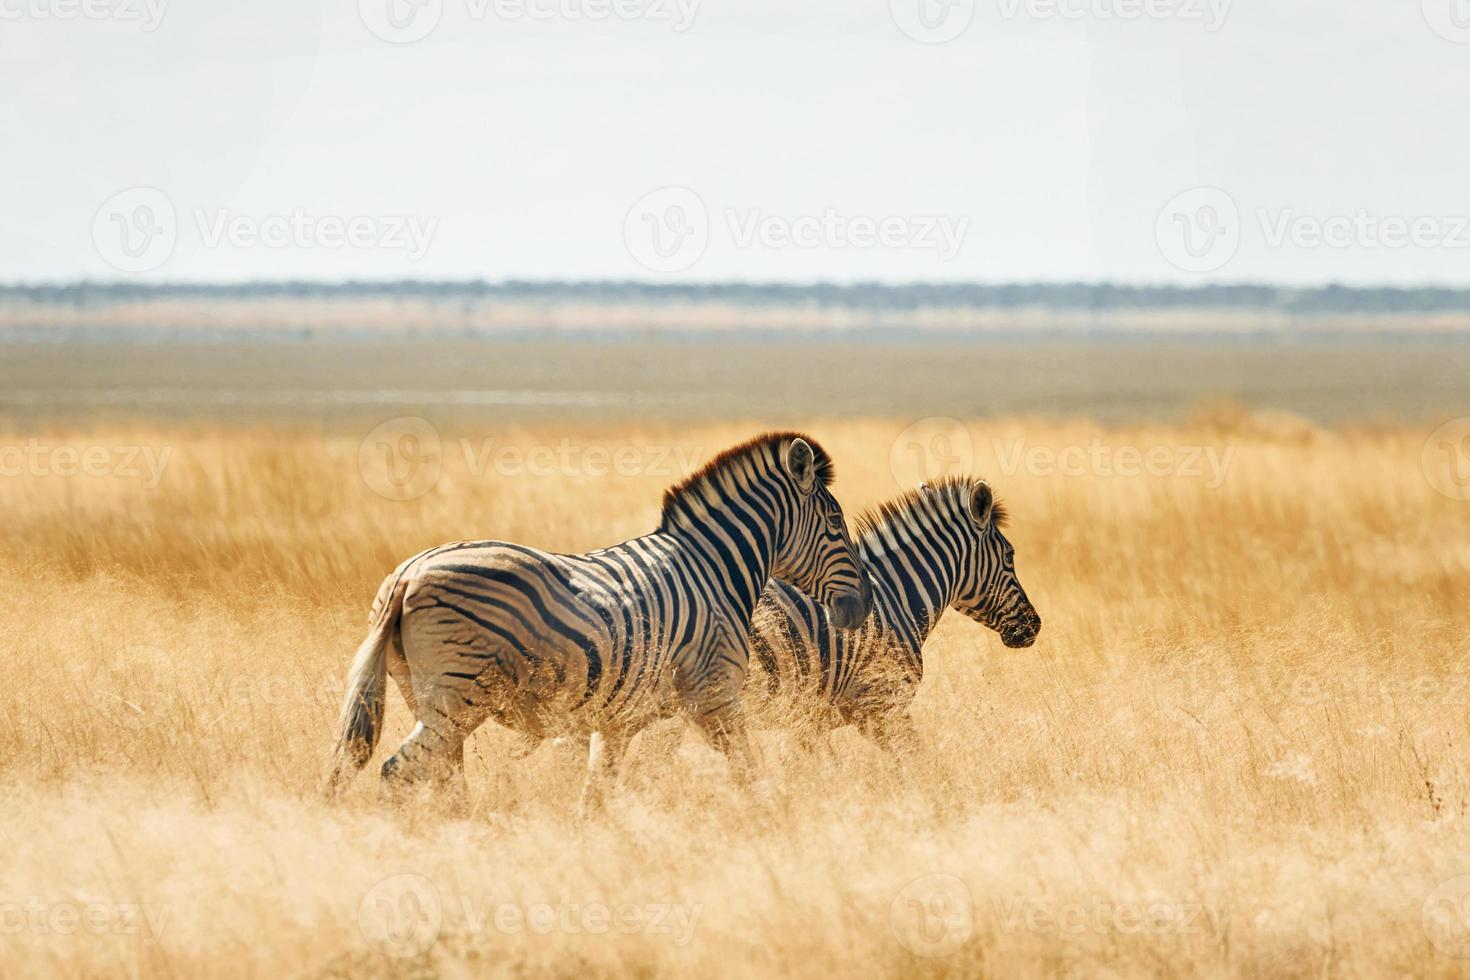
[3,354,1470,978]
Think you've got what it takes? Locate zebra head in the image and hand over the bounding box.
[948,480,1041,649]
[772,436,872,631]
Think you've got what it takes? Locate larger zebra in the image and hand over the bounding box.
[748,474,1039,748]
[325,431,871,804]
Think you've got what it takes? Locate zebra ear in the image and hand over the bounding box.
[969,481,994,528]
[784,438,817,494]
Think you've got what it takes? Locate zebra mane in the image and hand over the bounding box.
[854,474,1008,544]
[660,431,835,528]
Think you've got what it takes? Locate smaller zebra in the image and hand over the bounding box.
[748,474,1040,748]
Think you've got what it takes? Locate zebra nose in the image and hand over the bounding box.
[829,590,869,631]
[1001,609,1041,648]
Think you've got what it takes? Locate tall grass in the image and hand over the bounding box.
[1,415,1467,977]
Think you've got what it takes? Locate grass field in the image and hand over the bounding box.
[3,410,1469,977]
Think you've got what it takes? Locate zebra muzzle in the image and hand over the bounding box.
[828,587,871,631]
[999,609,1041,648]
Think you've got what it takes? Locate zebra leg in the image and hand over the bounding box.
[432,739,472,817]
[380,685,484,804]
[676,656,762,787]
[857,709,919,756]
[621,720,684,791]
[385,641,419,718]
[689,704,760,787]
[578,730,629,819]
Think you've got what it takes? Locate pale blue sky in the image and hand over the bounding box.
[4,0,1468,284]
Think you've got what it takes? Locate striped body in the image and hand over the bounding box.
[749,476,1040,743]
[326,432,870,802]
[383,531,777,740]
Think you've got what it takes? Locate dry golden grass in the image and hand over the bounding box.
[2,414,1469,978]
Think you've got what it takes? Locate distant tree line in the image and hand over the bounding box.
[5,280,1470,314]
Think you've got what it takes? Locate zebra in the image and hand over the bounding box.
[324,431,872,806]
[747,474,1039,750]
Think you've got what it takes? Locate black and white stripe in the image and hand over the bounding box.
[325,431,871,802]
[749,475,1039,747]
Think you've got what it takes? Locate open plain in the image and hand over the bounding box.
[4,342,1470,977]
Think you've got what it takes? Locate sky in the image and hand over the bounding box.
[3,0,1469,285]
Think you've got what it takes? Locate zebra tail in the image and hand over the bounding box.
[323,571,409,798]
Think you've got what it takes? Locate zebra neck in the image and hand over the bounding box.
[661,505,774,621]
[862,527,960,645]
